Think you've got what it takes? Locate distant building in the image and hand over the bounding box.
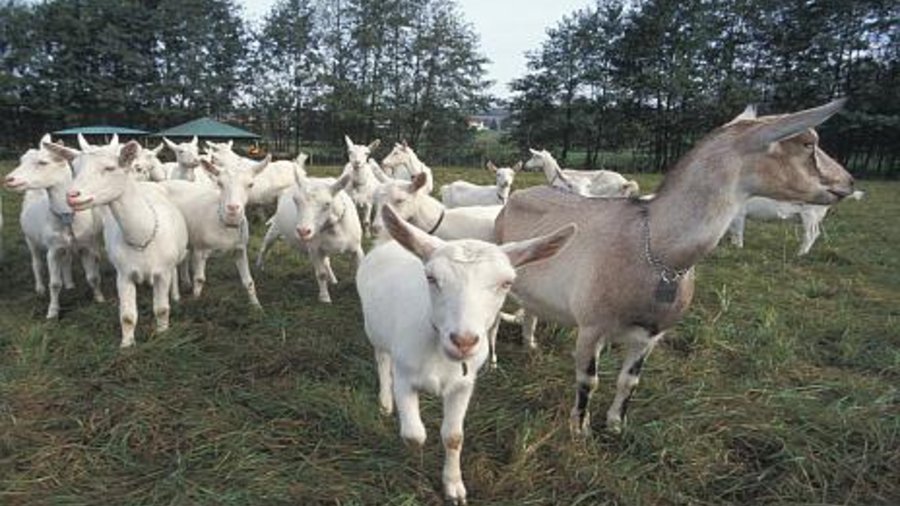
[467,108,510,131]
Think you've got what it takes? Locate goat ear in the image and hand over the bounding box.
[77,133,92,151]
[293,165,306,188]
[39,133,52,147]
[739,98,846,151]
[331,172,352,195]
[727,104,757,125]
[163,137,177,151]
[109,133,119,149]
[486,161,497,173]
[502,223,576,269]
[200,158,220,177]
[381,204,443,260]
[512,161,523,172]
[409,172,428,193]
[190,136,198,147]
[227,140,233,149]
[251,154,271,176]
[153,142,164,155]
[295,151,309,168]
[118,140,140,168]
[528,148,540,156]
[344,135,354,150]
[401,139,409,149]
[368,139,381,151]
[43,141,79,162]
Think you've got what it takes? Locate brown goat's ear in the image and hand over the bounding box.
[409,172,428,193]
[118,141,140,168]
[381,204,443,260]
[739,98,846,152]
[502,223,576,268]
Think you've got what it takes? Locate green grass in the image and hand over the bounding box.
[0,163,897,505]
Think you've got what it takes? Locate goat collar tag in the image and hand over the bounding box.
[427,208,446,235]
[636,202,692,303]
[461,361,468,377]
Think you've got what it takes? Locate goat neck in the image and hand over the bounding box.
[107,178,158,249]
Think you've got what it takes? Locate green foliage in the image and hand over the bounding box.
[508,0,900,175]
[0,162,898,504]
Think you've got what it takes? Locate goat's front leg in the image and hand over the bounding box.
[487,314,501,369]
[393,375,426,446]
[323,256,338,284]
[441,383,474,505]
[116,273,138,348]
[605,329,663,434]
[170,267,180,303]
[256,218,281,269]
[178,256,192,291]
[360,203,372,237]
[45,247,64,319]
[234,247,261,308]
[728,213,745,248]
[61,249,75,289]
[26,238,45,295]
[374,349,393,415]
[522,311,539,349]
[81,249,104,303]
[309,251,332,303]
[798,212,822,256]
[191,249,209,298]
[152,271,173,334]
[570,325,606,436]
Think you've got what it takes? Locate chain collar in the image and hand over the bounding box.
[125,197,159,251]
[637,202,692,282]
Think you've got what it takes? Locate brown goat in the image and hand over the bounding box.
[495,99,854,435]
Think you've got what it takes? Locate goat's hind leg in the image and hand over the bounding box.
[27,237,45,295]
[605,327,663,434]
[570,325,606,437]
[152,270,173,334]
[375,348,393,415]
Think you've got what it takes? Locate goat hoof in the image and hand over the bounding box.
[569,413,592,438]
[444,481,467,505]
[94,293,105,303]
[45,309,59,320]
[379,405,393,417]
[318,295,332,304]
[35,286,46,296]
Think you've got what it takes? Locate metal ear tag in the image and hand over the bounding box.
[654,277,678,303]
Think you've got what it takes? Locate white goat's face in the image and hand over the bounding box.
[202,156,269,227]
[424,242,516,360]
[292,175,350,240]
[164,136,200,168]
[4,139,72,192]
[524,150,551,171]
[370,173,429,237]
[132,144,166,182]
[62,141,141,210]
[381,143,415,175]
[495,168,516,190]
[345,135,380,170]
[380,205,576,361]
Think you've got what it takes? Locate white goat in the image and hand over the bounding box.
[371,173,501,243]
[50,140,189,348]
[380,141,435,193]
[132,143,167,182]
[261,167,363,303]
[526,149,639,197]
[163,136,213,186]
[159,155,271,306]
[440,161,522,208]
[4,135,105,318]
[728,191,866,255]
[358,204,574,505]
[341,135,383,236]
[205,141,306,205]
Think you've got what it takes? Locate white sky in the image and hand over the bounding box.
[239,0,594,98]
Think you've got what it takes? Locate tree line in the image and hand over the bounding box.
[1,0,898,175]
[509,0,900,176]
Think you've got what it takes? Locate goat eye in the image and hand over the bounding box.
[499,280,514,290]
[105,166,116,172]
[247,182,254,188]
[426,274,438,287]
[803,142,815,150]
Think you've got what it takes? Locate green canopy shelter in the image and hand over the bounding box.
[53,125,149,140]
[153,117,260,139]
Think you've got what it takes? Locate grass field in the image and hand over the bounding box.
[0,162,898,505]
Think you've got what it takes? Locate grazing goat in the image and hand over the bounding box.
[371,173,501,242]
[727,191,866,255]
[380,141,435,193]
[495,99,855,435]
[440,161,521,208]
[50,140,189,348]
[261,165,363,303]
[358,204,574,505]
[4,135,105,318]
[341,135,383,236]
[526,149,639,197]
[159,155,271,307]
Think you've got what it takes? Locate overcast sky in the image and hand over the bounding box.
[239,0,594,98]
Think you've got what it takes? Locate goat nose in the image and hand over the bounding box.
[68,190,80,198]
[450,332,479,354]
[226,204,240,213]
[297,227,312,238]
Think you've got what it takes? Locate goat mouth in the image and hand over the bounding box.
[4,180,26,190]
[828,188,852,200]
[68,196,94,210]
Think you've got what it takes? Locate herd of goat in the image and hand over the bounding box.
[1,99,863,504]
